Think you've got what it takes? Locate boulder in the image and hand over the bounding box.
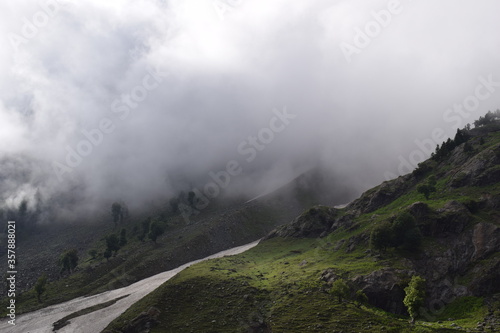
[472,223,500,261]
[352,268,411,315]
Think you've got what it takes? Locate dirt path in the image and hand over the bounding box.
[0,240,260,333]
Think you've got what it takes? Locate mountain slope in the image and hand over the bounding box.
[104,123,500,333]
[0,169,340,316]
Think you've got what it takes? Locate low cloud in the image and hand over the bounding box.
[1,0,500,218]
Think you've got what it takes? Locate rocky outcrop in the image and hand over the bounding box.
[265,127,500,322]
[408,200,472,237]
[347,175,414,215]
[472,222,500,260]
[449,142,500,188]
[265,206,338,239]
[352,268,412,315]
[409,220,500,312]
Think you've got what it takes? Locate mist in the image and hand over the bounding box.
[1,0,500,219]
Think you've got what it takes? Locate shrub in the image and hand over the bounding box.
[329,279,350,303]
[355,290,368,308]
[370,222,393,251]
[371,213,422,252]
[417,184,436,200]
[404,275,426,323]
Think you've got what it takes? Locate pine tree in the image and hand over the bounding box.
[119,228,127,247]
[60,249,79,274]
[34,274,47,302]
[148,221,164,243]
[105,234,121,255]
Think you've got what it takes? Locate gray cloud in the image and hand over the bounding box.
[1,0,500,215]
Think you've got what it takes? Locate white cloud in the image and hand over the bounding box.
[1,0,500,211]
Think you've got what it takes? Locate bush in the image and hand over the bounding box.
[392,213,421,249]
[355,290,368,308]
[371,213,422,252]
[412,163,432,178]
[417,184,436,200]
[329,279,350,303]
[404,275,426,323]
[370,222,393,251]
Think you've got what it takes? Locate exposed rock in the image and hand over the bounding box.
[262,128,500,320]
[348,175,414,215]
[265,206,338,239]
[469,259,500,296]
[472,223,500,260]
[433,201,471,236]
[319,268,342,285]
[407,202,430,218]
[329,213,355,232]
[352,268,412,315]
[333,240,345,251]
[345,234,367,253]
[447,142,500,188]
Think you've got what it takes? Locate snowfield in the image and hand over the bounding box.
[0,240,260,333]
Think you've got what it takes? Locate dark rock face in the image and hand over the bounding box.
[434,201,471,236]
[352,269,411,315]
[347,175,414,215]
[265,206,338,239]
[472,222,500,261]
[407,201,430,218]
[449,142,500,188]
[409,200,471,237]
[475,165,500,186]
[319,268,342,285]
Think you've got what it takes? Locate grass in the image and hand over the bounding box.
[104,131,500,331]
[7,126,500,331]
[0,195,305,317]
[104,236,467,332]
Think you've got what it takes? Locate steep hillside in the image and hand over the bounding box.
[0,180,327,316]
[104,124,500,332]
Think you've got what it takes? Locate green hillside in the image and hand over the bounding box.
[104,122,500,332]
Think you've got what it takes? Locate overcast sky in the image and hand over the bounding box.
[1,0,500,212]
